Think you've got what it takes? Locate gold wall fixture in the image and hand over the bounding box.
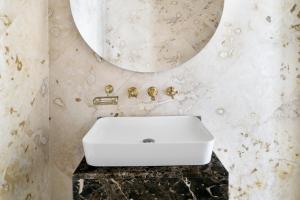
[147,87,158,101]
[93,96,118,105]
[105,84,114,96]
[93,85,178,104]
[93,84,119,105]
[165,86,178,99]
[128,87,139,98]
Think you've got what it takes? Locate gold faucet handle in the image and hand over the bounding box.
[128,87,138,98]
[165,86,178,99]
[147,87,158,101]
[105,85,114,96]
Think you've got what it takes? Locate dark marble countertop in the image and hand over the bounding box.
[73,153,229,200]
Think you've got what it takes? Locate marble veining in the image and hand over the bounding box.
[50,0,300,199]
[0,0,49,200]
[73,153,228,200]
[0,0,298,199]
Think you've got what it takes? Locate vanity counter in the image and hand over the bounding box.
[73,153,228,200]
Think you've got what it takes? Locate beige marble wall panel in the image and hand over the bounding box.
[0,0,49,200]
[50,0,300,199]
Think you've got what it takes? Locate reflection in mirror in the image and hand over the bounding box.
[70,0,224,72]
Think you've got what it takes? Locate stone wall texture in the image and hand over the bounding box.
[0,0,300,199]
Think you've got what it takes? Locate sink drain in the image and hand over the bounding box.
[142,138,155,143]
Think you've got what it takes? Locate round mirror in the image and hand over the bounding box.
[70,0,224,72]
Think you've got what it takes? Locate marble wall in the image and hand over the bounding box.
[0,0,49,200]
[0,0,293,199]
[49,0,300,199]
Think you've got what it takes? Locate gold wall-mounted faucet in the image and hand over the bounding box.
[93,84,118,105]
[165,86,178,99]
[147,87,158,101]
[128,87,139,98]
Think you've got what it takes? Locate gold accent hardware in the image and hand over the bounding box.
[93,84,118,105]
[147,87,158,101]
[105,85,114,96]
[93,96,118,105]
[165,86,178,99]
[128,87,139,98]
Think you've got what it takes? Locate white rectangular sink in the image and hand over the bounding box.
[83,116,214,167]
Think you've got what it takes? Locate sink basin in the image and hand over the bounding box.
[83,116,214,166]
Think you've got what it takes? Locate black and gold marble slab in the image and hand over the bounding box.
[73,153,228,200]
